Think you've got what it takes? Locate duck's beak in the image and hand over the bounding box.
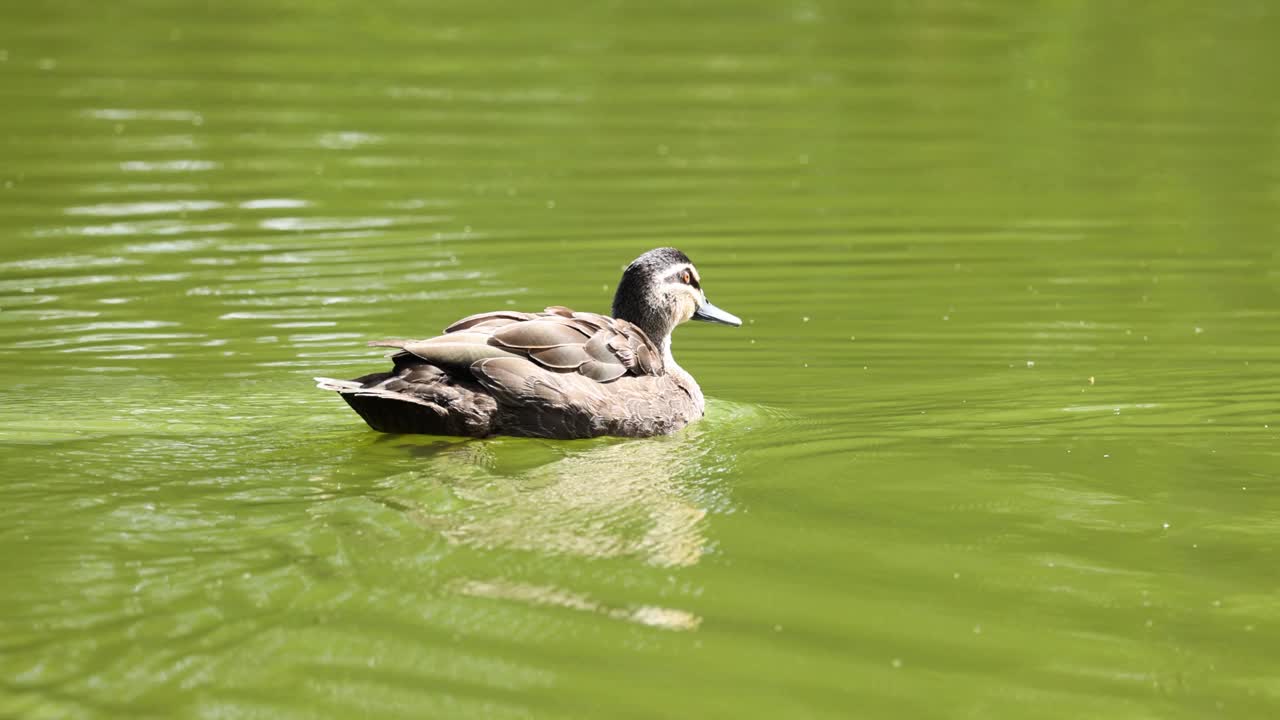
[692,298,742,327]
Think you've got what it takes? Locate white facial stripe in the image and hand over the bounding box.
[665,263,701,287]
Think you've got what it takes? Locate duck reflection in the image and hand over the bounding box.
[387,419,730,568]
[368,407,754,631]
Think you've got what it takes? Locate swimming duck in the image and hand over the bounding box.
[315,247,741,438]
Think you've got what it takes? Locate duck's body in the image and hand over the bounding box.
[316,248,739,439]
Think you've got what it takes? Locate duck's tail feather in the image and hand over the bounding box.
[314,377,363,392]
[314,374,494,436]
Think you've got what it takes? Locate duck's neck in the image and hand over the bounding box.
[615,308,703,410]
[658,334,677,372]
[627,314,673,353]
[660,332,705,412]
[617,310,683,373]
[612,303,674,356]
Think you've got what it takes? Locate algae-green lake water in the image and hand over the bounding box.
[3,2,1279,718]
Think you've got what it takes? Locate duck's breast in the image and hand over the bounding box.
[474,358,702,438]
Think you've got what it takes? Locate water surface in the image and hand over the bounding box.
[2,1,1279,718]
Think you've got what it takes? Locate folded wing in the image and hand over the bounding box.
[376,306,663,384]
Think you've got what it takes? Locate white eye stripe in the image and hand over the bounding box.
[665,263,701,286]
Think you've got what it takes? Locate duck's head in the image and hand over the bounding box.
[612,248,741,346]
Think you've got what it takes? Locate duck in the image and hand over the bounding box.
[315,247,741,438]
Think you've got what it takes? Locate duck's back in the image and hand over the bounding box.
[316,307,703,438]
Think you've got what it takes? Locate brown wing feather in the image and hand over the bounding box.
[579,359,628,383]
[445,311,535,334]
[386,306,662,387]
[491,319,591,351]
[583,332,617,362]
[529,344,589,370]
[635,345,657,374]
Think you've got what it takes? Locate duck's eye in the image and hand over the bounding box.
[681,271,691,284]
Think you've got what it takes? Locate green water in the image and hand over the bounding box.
[3,1,1279,717]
